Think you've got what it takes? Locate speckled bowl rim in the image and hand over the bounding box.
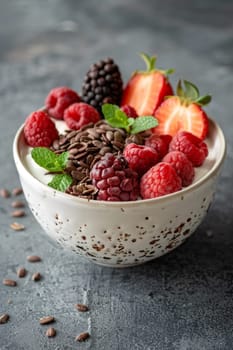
[13,118,226,208]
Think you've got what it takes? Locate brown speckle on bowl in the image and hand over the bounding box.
[174,223,185,233]
[92,244,105,252]
[149,239,159,245]
[183,229,190,236]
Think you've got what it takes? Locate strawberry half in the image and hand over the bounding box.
[121,53,174,116]
[153,80,211,140]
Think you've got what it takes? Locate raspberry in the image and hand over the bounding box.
[162,151,195,187]
[90,153,139,201]
[169,131,208,167]
[64,102,100,130]
[123,143,159,176]
[45,86,80,120]
[145,134,172,159]
[24,110,59,147]
[121,105,138,118]
[140,162,182,199]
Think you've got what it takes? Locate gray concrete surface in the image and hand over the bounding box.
[0,1,233,349]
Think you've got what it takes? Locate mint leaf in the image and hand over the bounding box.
[127,118,135,127]
[102,104,129,130]
[57,152,69,169]
[102,103,159,135]
[31,147,61,172]
[48,174,72,192]
[131,116,158,134]
[31,148,69,172]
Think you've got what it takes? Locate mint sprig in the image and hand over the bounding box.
[102,104,158,134]
[31,147,72,192]
[48,174,72,192]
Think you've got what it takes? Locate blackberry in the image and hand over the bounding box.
[81,58,123,114]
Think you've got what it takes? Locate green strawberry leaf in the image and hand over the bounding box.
[183,80,199,100]
[164,68,175,76]
[131,116,158,134]
[48,174,72,192]
[176,80,185,98]
[195,94,212,106]
[102,104,129,130]
[140,52,157,72]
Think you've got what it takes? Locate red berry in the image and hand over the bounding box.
[45,86,80,120]
[123,143,159,176]
[145,134,172,159]
[153,80,210,140]
[162,151,195,187]
[90,153,139,201]
[140,162,182,199]
[121,54,173,115]
[64,102,100,130]
[24,111,59,147]
[169,131,208,167]
[120,105,138,118]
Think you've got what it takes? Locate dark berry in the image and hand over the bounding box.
[90,153,139,201]
[82,58,123,114]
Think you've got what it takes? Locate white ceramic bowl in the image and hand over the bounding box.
[13,119,226,267]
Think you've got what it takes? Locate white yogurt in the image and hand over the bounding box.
[23,120,217,190]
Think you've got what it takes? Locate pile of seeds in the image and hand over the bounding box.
[51,120,147,199]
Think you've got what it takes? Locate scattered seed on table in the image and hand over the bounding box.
[39,316,55,325]
[46,327,56,337]
[75,304,89,312]
[11,209,25,218]
[11,200,25,208]
[27,255,41,263]
[75,332,90,342]
[0,189,10,198]
[17,267,27,278]
[32,272,41,281]
[0,314,10,324]
[206,229,213,238]
[12,188,23,196]
[2,279,17,287]
[10,222,25,231]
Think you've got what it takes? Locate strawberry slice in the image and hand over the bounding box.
[121,53,174,116]
[153,80,211,140]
